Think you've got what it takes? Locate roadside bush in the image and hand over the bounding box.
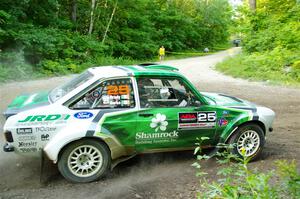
[192,138,300,198]
[0,0,233,82]
[240,0,300,54]
[0,51,40,82]
[222,0,300,86]
[39,60,69,75]
[216,48,300,85]
[13,25,106,66]
[39,56,138,76]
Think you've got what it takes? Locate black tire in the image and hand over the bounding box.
[228,124,265,161]
[58,139,111,183]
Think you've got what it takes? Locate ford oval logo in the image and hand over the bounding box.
[74,112,94,119]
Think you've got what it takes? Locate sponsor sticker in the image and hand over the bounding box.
[135,113,178,144]
[135,131,179,144]
[74,112,94,119]
[16,128,33,135]
[178,111,216,129]
[36,127,56,132]
[19,141,37,148]
[179,113,198,123]
[218,118,228,127]
[17,135,36,141]
[18,114,70,123]
[17,114,70,127]
[102,95,110,104]
[41,134,50,141]
[150,113,168,132]
[107,85,130,95]
[92,90,101,98]
[222,110,230,116]
[19,148,37,153]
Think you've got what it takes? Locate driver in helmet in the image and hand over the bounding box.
[137,78,156,108]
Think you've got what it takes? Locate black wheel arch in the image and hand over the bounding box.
[225,120,266,144]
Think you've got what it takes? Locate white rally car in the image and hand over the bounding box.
[3,64,275,183]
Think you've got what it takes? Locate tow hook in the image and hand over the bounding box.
[3,143,14,152]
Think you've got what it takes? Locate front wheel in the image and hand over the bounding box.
[228,124,265,161]
[58,139,111,183]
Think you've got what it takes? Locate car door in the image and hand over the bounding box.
[135,76,217,151]
[69,77,138,147]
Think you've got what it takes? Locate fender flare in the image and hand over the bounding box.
[43,130,128,163]
[219,113,253,143]
[220,119,266,144]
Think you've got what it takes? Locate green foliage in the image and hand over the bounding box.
[192,141,300,199]
[243,0,300,53]
[0,0,232,82]
[222,0,300,86]
[276,160,300,198]
[0,51,42,82]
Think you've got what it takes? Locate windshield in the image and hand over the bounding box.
[49,71,93,103]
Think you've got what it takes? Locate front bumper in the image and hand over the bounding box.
[3,143,14,152]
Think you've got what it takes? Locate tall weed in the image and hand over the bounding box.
[192,139,300,198]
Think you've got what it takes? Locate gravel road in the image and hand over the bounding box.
[0,48,299,199]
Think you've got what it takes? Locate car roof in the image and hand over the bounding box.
[87,64,182,79]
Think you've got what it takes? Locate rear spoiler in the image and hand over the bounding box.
[138,63,179,72]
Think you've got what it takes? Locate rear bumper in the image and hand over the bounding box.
[3,143,14,152]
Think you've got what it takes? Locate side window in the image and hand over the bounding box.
[71,78,135,109]
[137,77,200,108]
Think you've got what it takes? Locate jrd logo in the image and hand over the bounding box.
[18,114,70,123]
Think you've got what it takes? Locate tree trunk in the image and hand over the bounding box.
[71,0,77,23]
[249,0,256,11]
[102,1,118,44]
[88,0,97,35]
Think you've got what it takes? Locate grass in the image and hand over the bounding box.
[216,50,300,87]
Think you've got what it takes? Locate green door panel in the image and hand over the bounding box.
[98,109,138,146]
[135,106,220,151]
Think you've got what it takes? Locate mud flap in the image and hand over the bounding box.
[40,150,57,184]
[111,154,137,170]
[40,150,47,184]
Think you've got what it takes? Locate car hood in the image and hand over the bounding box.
[3,91,50,118]
[201,92,256,108]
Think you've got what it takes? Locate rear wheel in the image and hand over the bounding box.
[58,139,111,183]
[228,124,265,161]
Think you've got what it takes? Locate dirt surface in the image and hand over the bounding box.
[0,48,299,198]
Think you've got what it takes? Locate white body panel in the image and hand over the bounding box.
[256,106,276,133]
[4,103,100,156]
